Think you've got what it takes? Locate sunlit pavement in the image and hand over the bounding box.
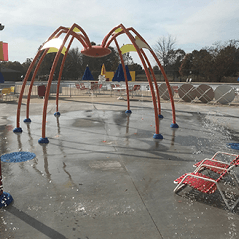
[1,99,239,239]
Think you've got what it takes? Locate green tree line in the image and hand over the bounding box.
[1,39,239,82]
[179,40,239,82]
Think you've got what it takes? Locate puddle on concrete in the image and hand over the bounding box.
[89,161,122,170]
[173,111,239,154]
[175,134,213,150]
[0,125,10,155]
[72,118,105,128]
[112,111,128,126]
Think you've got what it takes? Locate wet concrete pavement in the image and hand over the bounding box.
[1,99,239,238]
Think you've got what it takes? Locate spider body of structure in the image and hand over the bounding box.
[81,45,111,57]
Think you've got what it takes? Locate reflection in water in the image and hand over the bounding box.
[125,115,130,146]
[126,115,130,134]
[154,140,159,148]
[62,162,78,188]
[227,213,237,238]
[56,118,60,135]
[0,125,8,155]
[25,125,41,176]
[42,145,51,181]
[16,134,25,170]
[171,128,177,146]
[56,118,77,188]
[17,134,22,151]
[27,124,34,150]
[113,111,127,131]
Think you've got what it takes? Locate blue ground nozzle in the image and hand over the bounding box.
[153,133,163,140]
[0,192,13,208]
[23,118,31,124]
[125,110,132,114]
[13,127,23,134]
[170,123,179,128]
[38,137,49,144]
[54,112,61,118]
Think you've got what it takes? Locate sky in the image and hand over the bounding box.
[1,0,239,65]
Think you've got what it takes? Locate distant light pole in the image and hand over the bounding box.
[0,23,4,73]
[0,23,4,31]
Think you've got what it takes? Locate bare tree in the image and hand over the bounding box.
[179,40,239,82]
[123,52,134,65]
[154,35,176,69]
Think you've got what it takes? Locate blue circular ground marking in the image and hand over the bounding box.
[1,152,36,163]
[227,143,239,150]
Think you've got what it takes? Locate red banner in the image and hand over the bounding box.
[0,42,8,61]
[3,42,8,61]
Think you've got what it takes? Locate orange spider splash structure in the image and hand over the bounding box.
[13,23,179,144]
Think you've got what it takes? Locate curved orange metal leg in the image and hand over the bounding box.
[114,38,131,113]
[128,27,177,127]
[39,24,78,143]
[103,25,161,136]
[25,50,48,121]
[26,29,74,122]
[118,24,161,138]
[13,50,42,133]
[55,36,75,115]
[14,26,70,132]
[151,50,177,127]
[140,50,162,117]
[101,25,122,48]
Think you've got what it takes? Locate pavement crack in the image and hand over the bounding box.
[114,147,164,238]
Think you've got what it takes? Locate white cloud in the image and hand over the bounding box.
[7,37,40,62]
[165,0,239,47]
[1,0,239,63]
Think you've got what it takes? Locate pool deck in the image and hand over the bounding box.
[1,96,239,239]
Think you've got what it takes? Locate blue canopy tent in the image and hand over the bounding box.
[112,64,132,82]
[82,66,94,81]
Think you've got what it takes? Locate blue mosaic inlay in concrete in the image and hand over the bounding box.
[1,152,36,163]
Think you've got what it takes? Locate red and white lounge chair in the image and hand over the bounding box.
[174,152,239,210]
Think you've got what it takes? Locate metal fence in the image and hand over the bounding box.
[2,81,239,106]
